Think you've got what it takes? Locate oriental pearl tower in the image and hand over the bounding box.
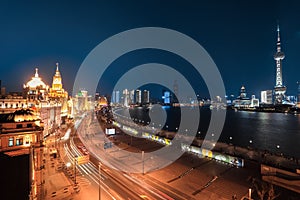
[274,24,286,104]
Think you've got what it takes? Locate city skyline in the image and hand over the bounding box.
[1,2,300,200]
[0,1,300,98]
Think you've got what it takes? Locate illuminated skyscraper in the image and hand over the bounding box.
[129,90,135,104]
[123,89,130,107]
[112,91,116,103]
[111,90,120,104]
[261,90,273,104]
[274,25,286,104]
[162,90,171,104]
[297,81,300,107]
[115,91,120,104]
[142,90,150,104]
[135,89,141,104]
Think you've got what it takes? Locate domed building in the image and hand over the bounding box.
[23,68,49,104]
[23,67,61,137]
[232,85,259,109]
[98,96,108,107]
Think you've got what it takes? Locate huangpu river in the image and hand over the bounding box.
[118,106,300,159]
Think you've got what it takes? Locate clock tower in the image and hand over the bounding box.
[52,63,63,90]
[49,63,68,99]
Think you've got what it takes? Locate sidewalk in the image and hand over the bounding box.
[42,132,98,200]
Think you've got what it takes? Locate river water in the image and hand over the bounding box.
[118,106,300,159]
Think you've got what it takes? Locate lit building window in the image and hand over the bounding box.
[16,138,23,146]
[8,138,14,147]
[25,136,30,145]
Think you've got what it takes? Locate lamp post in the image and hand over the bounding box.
[142,150,145,175]
[248,188,252,200]
[249,139,253,149]
[66,162,71,168]
[99,162,102,200]
[74,156,78,185]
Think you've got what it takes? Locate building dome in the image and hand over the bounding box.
[24,68,48,89]
[98,96,108,106]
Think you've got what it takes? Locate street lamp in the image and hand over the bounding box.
[248,188,252,200]
[66,162,71,168]
[249,140,253,150]
[74,156,78,185]
[142,151,145,175]
[99,162,102,200]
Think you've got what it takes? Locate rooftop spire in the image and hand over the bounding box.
[55,62,61,76]
[35,68,39,78]
[56,62,59,71]
[277,24,281,52]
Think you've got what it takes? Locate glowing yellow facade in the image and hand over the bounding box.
[49,63,68,99]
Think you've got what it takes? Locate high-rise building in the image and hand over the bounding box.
[129,90,134,104]
[261,90,273,104]
[298,82,300,108]
[123,89,130,107]
[142,90,150,104]
[111,91,116,104]
[135,89,141,104]
[274,25,286,104]
[162,90,171,104]
[111,90,120,104]
[115,91,120,104]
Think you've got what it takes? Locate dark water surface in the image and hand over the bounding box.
[124,106,300,158]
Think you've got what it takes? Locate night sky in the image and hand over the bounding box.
[0,1,300,98]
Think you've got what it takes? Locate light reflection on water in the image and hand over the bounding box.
[122,107,300,158]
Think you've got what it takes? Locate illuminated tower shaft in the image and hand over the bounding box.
[273,25,286,104]
[297,81,300,107]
